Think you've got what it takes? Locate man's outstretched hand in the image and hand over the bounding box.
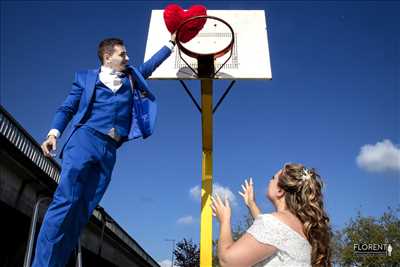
[41,135,57,157]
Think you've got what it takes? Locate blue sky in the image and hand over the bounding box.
[1,1,399,265]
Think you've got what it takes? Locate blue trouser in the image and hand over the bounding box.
[32,126,117,267]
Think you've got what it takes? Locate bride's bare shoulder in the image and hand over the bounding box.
[267,211,300,222]
[271,211,307,239]
[272,211,298,220]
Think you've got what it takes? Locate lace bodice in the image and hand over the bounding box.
[246,214,312,267]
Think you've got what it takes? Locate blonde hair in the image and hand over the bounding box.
[278,163,332,267]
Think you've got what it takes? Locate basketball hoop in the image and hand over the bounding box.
[176,15,235,78]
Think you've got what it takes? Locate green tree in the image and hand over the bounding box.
[173,238,200,267]
[331,228,346,265]
[334,206,400,266]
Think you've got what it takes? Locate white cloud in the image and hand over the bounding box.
[177,215,195,224]
[213,183,237,205]
[158,259,178,267]
[189,183,237,205]
[189,185,201,200]
[356,139,400,172]
[158,260,171,267]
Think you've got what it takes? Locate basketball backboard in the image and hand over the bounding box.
[144,10,272,80]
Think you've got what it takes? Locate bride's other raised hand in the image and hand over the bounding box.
[239,177,261,218]
[239,177,255,207]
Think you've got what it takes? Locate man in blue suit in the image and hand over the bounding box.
[35,34,176,267]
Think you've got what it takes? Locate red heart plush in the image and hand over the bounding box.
[163,4,207,43]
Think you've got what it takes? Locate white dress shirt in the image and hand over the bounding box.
[98,65,125,92]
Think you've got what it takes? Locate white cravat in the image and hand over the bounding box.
[99,65,125,93]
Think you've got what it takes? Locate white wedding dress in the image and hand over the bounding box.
[246,214,312,267]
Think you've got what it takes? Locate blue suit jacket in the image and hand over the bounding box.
[51,46,171,157]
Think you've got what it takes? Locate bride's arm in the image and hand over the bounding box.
[248,201,261,219]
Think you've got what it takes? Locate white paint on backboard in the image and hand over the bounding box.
[145,10,272,80]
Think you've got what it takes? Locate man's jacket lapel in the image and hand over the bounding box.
[126,66,157,140]
[85,69,99,105]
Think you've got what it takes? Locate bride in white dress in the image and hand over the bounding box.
[211,163,332,267]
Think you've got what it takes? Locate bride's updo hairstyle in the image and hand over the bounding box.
[277,163,332,267]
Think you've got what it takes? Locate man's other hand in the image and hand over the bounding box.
[41,135,57,157]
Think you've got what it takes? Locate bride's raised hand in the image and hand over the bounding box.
[239,177,255,207]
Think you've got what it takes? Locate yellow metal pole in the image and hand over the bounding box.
[200,79,213,267]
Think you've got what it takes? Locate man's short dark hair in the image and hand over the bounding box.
[98,38,124,64]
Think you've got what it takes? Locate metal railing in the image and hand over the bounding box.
[23,196,83,267]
